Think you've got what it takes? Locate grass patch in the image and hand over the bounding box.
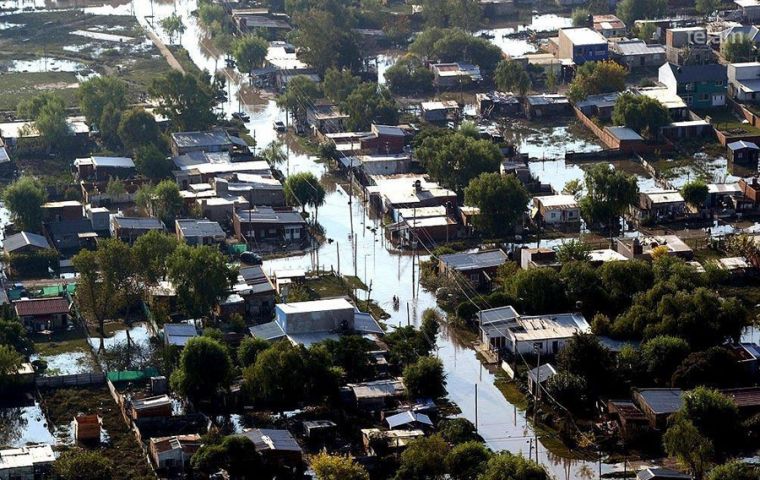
[41,387,154,480]
[699,107,760,136]
[494,372,529,410]
[0,71,80,110]
[32,327,90,356]
[301,273,390,320]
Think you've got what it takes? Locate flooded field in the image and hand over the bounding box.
[479,14,572,57]
[0,400,57,447]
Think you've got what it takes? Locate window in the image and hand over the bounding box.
[715,80,723,86]
[685,82,694,91]
[699,93,709,101]
[683,95,693,106]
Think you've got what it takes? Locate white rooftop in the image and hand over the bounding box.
[277,298,354,315]
[561,27,608,46]
[535,194,578,209]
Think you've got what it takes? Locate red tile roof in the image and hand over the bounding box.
[14,297,70,316]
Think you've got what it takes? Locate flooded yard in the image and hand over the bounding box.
[479,14,572,57]
[0,400,57,447]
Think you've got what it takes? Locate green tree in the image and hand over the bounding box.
[707,461,758,480]
[555,240,591,263]
[677,387,741,453]
[567,60,628,101]
[463,173,528,237]
[410,28,502,72]
[560,261,604,314]
[319,335,375,382]
[494,60,532,97]
[439,418,478,444]
[260,140,288,166]
[640,335,690,385]
[419,0,481,30]
[480,452,549,480]
[579,164,639,229]
[78,77,127,128]
[556,333,614,397]
[312,453,369,480]
[664,418,714,480]
[0,345,23,392]
[276,75,321,125]
[73,250,112,351]
[3,177,46,232]
[341,83,398,131]
[167,244,237,318]
[545,371,588,411]
[147,180,184,226]
[681,180,709,207]
[232,35,268,73]
[394,435,448,480]
[446,441,490,480]
[403,356,446,399]
[637,22,656,41]
[284,172,326,219]
[616,0,667,24]
[722,34,755,63]
[18,93,70,149]
[132,230,178,285]
[291,9,361,74]
[505,267,566,314]
[198,3,226,29]
[612,92,670,139]
[150,71,218,131]
[160,13,186,45]
[696,0,720,14]
[416,131,502,193]
[385,326,435,366]
[237,337,270,368]
[672,346,747,389]
[599,259,653,312]
[384,55,434,95]
[99,102,121,149]
[323,68,361,103]
[170,336,232,401]
[571,8,590,27]
[118,108,161,153]
[134,144,173,181]
[0,319,33,356]
[54,450,113,480]
[192,435,262,477]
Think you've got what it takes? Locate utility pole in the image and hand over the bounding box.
[336,241,340,275]
[533,342,541,464]
[474,383,478,432]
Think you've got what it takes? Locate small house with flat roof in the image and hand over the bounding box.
[438,249,508,289]
[532,194,580,225]
[633,388,683,429]
[728,140,760,168]
[110,216,165,244]
[558,27,609,64]
[175,219,226,246]
[630,189,686,225]
[636,467,691,480]
[163,323,199,347]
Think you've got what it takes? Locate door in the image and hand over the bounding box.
[712,94,725,107]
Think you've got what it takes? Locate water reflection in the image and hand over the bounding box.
[0,402,57,447]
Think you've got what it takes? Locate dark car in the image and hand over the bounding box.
[240,251,263,265]
[232,112,250,122]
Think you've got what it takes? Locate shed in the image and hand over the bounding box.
[74,414,102,442]
[728,140,760,167]
[3,231,52,255]
[242,428,303,466]
[527,363,557,396]
[302,420,337,440]
[163,323,198,347]
[633,388,683,429]
[385,411,433,430]
[130,395,173,419]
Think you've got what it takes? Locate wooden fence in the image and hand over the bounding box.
[36,372,105,388]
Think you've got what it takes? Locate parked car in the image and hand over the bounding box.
[240,251,263,265]
[232,112,250,122]
[274,121,286,132]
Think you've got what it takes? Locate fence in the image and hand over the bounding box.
[564,149,628,162]
[36,372,106,388]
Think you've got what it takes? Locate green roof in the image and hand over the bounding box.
[107,367,160,383]
[229,243,247,254]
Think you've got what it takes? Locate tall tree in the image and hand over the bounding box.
[284,172,326,219]
[446,441,491,480]
[117,108,161,153]
[567,61,627,101]
[696,0,720,14]
[322,68,361,103]
[170,336,232,401]
[78,77,127,128]
[72,250,114,352]
[232,35,269,74]
[612,93,670,139]
[663,418,714,480]
[18,93,71,150]
[494,60,532,96]
[394,435,449,480]
[146,180,184,227]
[480,452,549,480]
[579,164,638,229]
[134,144,173,181]
[616,0,667,24]
[464,172,528,236]
[3,176,46,232]
[681,180,709,208]
[276,76,321,125]
[160,13,186,45]
[312,453,369,480]
[167,244,237,318]
[403,356,446,399]
[340,83,399,131]
[55,450,113,480]
[384,55,434,95]
[722,34,755,62]
[0,345,23,392]
[150,71,218,131]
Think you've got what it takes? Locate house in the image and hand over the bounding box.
[617,235,693,260]
[45,218,97,252]
[249,298,383,346]
[149,434,202,472]
[42,200,83,222]
[636,467,692,480]
[713,256,752,275]
[233,206,307,246]
[362,124,407,154]
[592,14,626,38]
[346,154,413,178]
[736,0,760,21]
[728,62,760,102]
[519,248,560,270]
[0,445,55,480]
[345,378,406,410]
[607,400,649,441]
[0,117,88,148]
[665,27,714,65]
[302,420,337,441]
[588,248,629,264]
[236,265,276,319]
[3,231,51,255]
[389,205,458,246]
[659,62,727,109]
[575,92,620,120]
[14,297,70,331]
[175,219,226,246]
[730,342,760,376]
[110,216,165,244]
[130,395,173,419]
[728,140,760,168]
[431,63,483,88]
[420,100,460,123]
[719,24,760,49]
[231,9,291,36]
[385,411,434,430]
[214,175,286,207]
[740,177,760,204]
[630,189,686,225]
[533,194,580,225]
[367,175,457,217]
[171,130,236,156]
[307,103,348,133]
[476,91,521,118]
[705,182,744,210]
[242,429,303,467]
[175,158,270,187]
[478,306,591,355]
[438,249,508,289]
[361,428,424,454]
[633,388,683,429]
[74,414,102,442]
[610,40,666,69]
[557,28,609,64]
[74,156,135,181]
[722,386,760,413]
[635,87,689,121]
[524,94,571,119]
[163,323,198,347]
[527,363,557,396]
